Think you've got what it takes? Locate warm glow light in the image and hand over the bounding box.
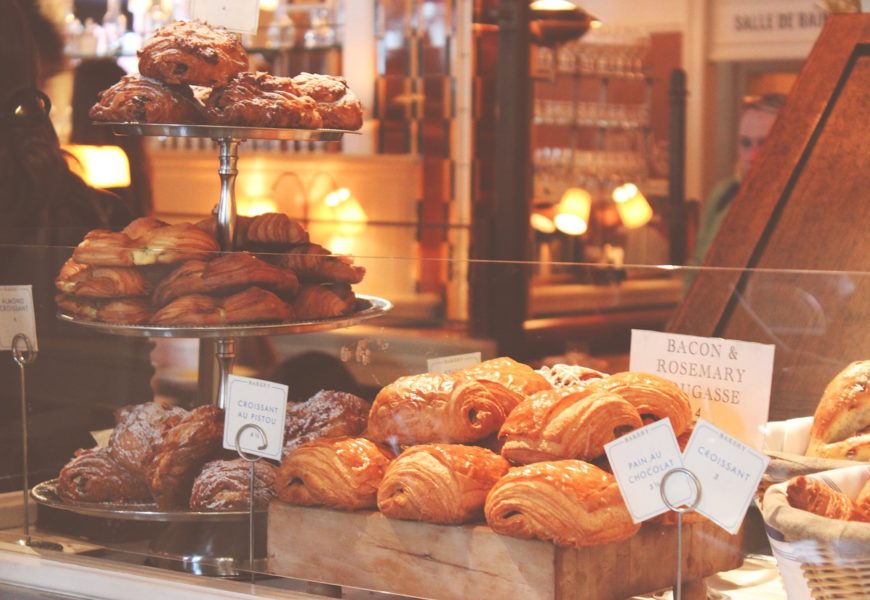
[530,0,577,9]
[259,0,279,10]
[554,187,591,236]
[64,145,131,188]
[311,188,368,237]
[530,211,557,234]
[612,183,653,229]
[237,196,278,217]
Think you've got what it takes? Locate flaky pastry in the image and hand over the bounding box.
[485,460,640,547]
[55,258,155,298]
[57,447,151,504]
[806,360,870,461]
[293,283,357,321]
[377,444,510,524]
[151,286,294,326]
[786,475,862,521]
[586,372,692,436]
[89,74,204,124]
[291,72,363,131]
[276,437,394,510]
[276,244,365,284]
[457,357,553,415]
[189,459,277,511]
[206,71,322,129]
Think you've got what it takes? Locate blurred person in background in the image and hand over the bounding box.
[0,0,152,492]
[693,93,787,266]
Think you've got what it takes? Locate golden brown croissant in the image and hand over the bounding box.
[457,357,553,414]
[290,72,363,131]
[152,253,299,307]
[275,437,394,510]
[485,460,640,547]
[283,390,371,457]
[586,372,693,436]
[57,447,151,504]
[72,221,219,267]
[109,401,188,481]
[195,213,310,250]
[148,405,224,509]
[367,372,506,445]
[151,287,294,326]
[206,71,323,129]
[55,258,158,298]
[536,364,607,389]
[189,459,277,511]
[55,294,153,325]
[293,283,357,320]
[88,74,204,124]
[499,387,642,465]
[806,361,870,461]
[856,478,870,522]
[786,475,859,521]
[137,20,248,87]
[377,444,510,524]
[276,244,365,284]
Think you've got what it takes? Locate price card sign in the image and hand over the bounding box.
[191,0,260,34]
[682,419,769,534]
[630,329,775,449]
[604,419,687,523]
[427,352,481,374]
[223,374,287,460]
[0,285,38,351]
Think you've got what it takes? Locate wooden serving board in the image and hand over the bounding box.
[267,503,743,600]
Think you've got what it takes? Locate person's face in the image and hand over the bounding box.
[736,108,778,180]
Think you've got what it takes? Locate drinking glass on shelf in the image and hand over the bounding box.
[304,8,336,49]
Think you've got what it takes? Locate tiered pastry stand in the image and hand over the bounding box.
[40,123,392,577]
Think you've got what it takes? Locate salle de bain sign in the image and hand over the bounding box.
[711,0,828,61]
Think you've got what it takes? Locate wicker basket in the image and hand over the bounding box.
[762,465,870,600]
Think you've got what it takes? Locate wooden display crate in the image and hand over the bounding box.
[267,503,744,600]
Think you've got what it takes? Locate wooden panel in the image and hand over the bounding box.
[267,503,743,600]
[670,15,870,418]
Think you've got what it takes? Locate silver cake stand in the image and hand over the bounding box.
[45,124,386,577]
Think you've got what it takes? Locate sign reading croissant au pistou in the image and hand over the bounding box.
[223,374,288,461]
[629,329,775,450]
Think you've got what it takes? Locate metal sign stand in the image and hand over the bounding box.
[11,333,62,551]
[659,467,702,600]
[234,423,267,584]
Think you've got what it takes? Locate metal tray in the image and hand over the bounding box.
[57,294,392,338]
[31,479,262,522]
[95,122,358,141]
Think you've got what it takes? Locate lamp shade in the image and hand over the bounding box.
[64,145,131,188]
[529,1,600,46]
[311,187,368,236]
[554,187,591,235]
[612,183,653,229]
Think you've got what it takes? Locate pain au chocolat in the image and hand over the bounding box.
[89,74,204,124]
[586,372,693,436]
[189,459,277,511]
[137,20,248,88]
[377,444,510,525]
[276,437,394,511]
[57,447,151,504]
[499,387,642,465]
[485,460,640,547]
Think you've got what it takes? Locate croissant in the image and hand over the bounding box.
[56,294,153,325]
[290,72,363,131]
[57,447,151,504]
[189,459,277,511]
[856,478,870,522]
[109,401,188,481]
[536,364,607,389]
[806,361,870,461]
[151,287,294,326]
[148,405,224,509]
[293,283,357,320]
[55,258,155,298]
[367,372,506,445]
[152,253,299,306]
[283,390,371,457]
[485,460,640,547]
[195,213,309,250]
[73,221,219,267]
[276,244,365,284]
[786,475,859,521]
[457,357,553,414]
[499,387,642,465]
[275,437,394,510]
[586,372,693,436]
[377,444,509,525]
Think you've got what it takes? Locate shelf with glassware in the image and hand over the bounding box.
[530,27,664,274]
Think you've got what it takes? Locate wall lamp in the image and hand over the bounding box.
[271,171,368,236]
[529,1,600,47]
